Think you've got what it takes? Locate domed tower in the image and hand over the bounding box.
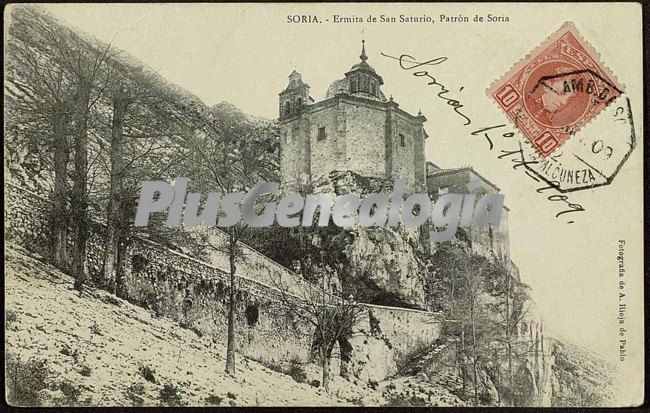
[344,40,385,100]
[278,41,428,190]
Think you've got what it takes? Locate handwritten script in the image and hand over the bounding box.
[381,52,471,125]
[381,52,585,223]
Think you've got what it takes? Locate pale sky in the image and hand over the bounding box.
[33,3,643,374]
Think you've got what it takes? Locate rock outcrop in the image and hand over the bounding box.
[336,227,426,308]
[549,339,615,407]
[311,170,429,309]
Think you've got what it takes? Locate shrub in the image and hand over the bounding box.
[205,394,223,406]
[89,322,102,335]
[287,360,307,383]
[138,365,157,384]
[158,383,183,406]
[249,356,306,384]
[100,294,121,307]
[5,352,49,406]
[141,290,163,317]
[124,383,145,407]
[385,393,428,407]
[79,365,92,377]
[226,391,237,400]
[60,345,80,362]
[55,381,82,406]
[6,309,18,327]
[395,340,431,375]
[261,360,284,374]
[348,396,365,406]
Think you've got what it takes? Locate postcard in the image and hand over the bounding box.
[3,2,644,407]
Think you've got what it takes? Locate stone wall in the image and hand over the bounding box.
[197,229,323,300]
[363,304,442,357]
[389,114,417,186]
[344,102,388,179]
[426,168,510,260]
[309,101,346,181]
[5,182,442,382]
[279,117,311,187]
[4,183,313,364]
[279,94,427,190]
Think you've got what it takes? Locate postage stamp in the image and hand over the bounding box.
[488,22,625,158]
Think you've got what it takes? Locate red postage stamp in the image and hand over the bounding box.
[487,22,624,158]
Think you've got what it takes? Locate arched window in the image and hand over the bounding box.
[284,101,291,115]
[371,82,376,95]
[351,79,357,92]
[296,98,303,110]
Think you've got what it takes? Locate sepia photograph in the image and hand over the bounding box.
[3,3,644,408]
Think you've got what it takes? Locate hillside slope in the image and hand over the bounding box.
[4,245,382,407]
[550,338,615,406]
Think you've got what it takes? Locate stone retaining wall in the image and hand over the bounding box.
[4,182,441,382]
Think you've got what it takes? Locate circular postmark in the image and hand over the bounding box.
[520,97,636,192]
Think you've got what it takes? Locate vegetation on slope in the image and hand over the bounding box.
[4,245,380,407]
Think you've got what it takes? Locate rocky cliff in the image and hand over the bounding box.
[310,170,429,309]
[549,339,615,407]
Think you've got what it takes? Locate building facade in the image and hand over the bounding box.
[277,43,510,261]
[426,162,511,260]
[279,42,428,189]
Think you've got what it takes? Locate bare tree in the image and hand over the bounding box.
[263,182,364,392]
[182,108,276,376]
[5,7,76,269]
[68,47,116,291]
[462,256,485,406]
[427,240,510,406]
[271,244,364,391]
[485,259,533,404]
[426,241,471,393]
[101,80,134,290]
[5,7,122,285]
[9,6,118,289]
[100,64,166,293]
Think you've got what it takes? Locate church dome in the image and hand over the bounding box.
[322,42,388,102]
[349,60,377,74]
[325,78,350,99]
[325,77,387,102]
[344,40,383,85]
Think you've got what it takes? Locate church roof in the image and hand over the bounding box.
[349,60,377,74]
[427,166,502,193]
[345,40,383,84]
[325,77,387,102]
[280,70,309,94]
[325,78,349,98]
